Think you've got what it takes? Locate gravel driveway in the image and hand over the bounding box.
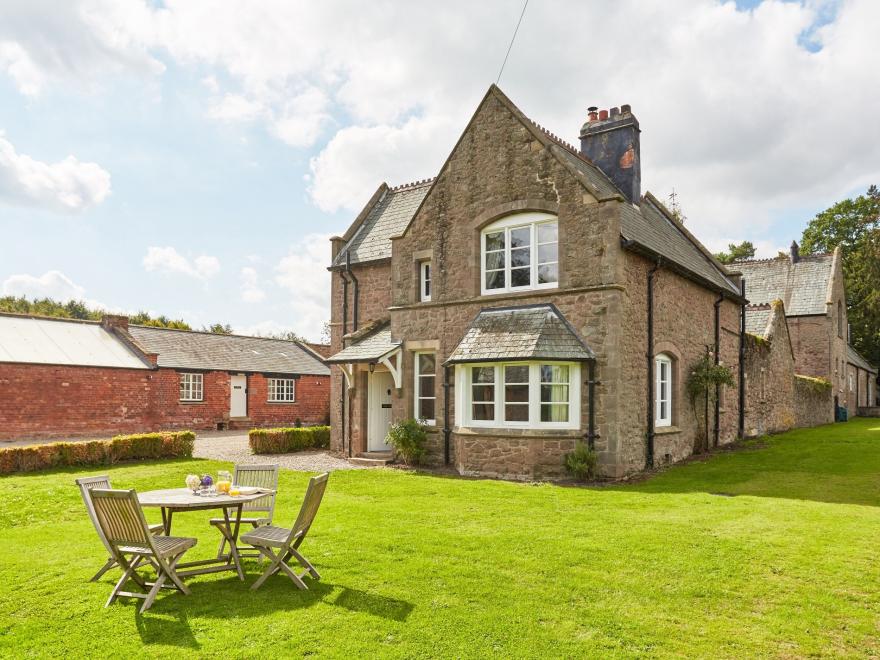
[194,431,364,471]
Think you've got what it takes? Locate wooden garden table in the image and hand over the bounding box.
[138,488,275,581]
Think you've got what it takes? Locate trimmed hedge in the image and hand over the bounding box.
[0,431,196,475]
[249,426,331,455]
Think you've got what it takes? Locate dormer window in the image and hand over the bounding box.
[420,261,431,302]
[481,213,558,295]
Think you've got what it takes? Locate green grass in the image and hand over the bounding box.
[2,420,880,658]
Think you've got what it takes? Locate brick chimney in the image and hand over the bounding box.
[579,104,641,203]
[101,314,129,331]
[790,240,800,264]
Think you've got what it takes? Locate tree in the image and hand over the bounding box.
[0,296,193,330]
[204,323,233,335]
[801,185,880,366]
[715,241,756,264]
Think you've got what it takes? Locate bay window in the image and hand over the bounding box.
[458,361,580,428]
[481,213,558,295]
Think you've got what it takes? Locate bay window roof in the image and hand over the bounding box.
[445,304,594,365]
[325,322,401,364]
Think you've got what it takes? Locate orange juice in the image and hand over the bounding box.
[217,480,231,494]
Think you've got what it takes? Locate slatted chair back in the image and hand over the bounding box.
[76,476,114,554]
[89,488,153,550]
[288,473,329,544]
[234,464,279,518]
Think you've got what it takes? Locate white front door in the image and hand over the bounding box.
[368,371,394,451]
[230,374,247,417]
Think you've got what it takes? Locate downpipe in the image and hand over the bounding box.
[714,293,723,448]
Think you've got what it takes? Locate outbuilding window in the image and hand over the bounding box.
[268,378,296,402]
[414,352,436,424]
[457,361,579,429]
[179,373,203,402]
[481,213,558,295]
[655,354,672,427]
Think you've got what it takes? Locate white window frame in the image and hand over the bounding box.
[455,361,580,430]
[419,261,432,302]
[480,212,559,295]
[655,354,672,427]
[267,377,296,403]
[179,372,203,402]
[848,372,854,393]
[414,352,436,424]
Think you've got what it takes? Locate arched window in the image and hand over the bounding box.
[655,353,673,427]
[481,212,558,295]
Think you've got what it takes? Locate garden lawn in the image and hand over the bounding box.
[2,420,880,658]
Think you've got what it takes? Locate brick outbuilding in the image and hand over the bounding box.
[0,313,330,440]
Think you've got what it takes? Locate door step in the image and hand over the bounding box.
[350,452,394,467]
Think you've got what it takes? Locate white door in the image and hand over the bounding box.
[230,374,247,417]
[368,371,394,451]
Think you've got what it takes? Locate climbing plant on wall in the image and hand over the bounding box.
[686,353,735,453]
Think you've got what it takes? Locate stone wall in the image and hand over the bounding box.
[618,252,742,475]
[743,303,797,436]
[794,375,834,428]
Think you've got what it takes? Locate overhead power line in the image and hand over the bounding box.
[496,0,529,85]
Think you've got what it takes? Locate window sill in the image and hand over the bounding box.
[266,401,296,404]
[453,426,582,438]
[654,425,681,435]
[179,400,205,405]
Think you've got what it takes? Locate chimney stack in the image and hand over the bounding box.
[579,104,641,203]
[790,240,800,264]
[101,314,129,332]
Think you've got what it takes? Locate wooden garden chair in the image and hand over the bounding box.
[88,488,197,613]
[76,475,164,581]
[241,472,329,591]
[212,463,279,559]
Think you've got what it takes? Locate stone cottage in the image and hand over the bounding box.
[326,85,754,479]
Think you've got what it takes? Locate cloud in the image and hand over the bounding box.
[207,93,265,122]
[0,133,111,212]
[143,247,220,280]
[240,266,266,303]
[0,269,112,310]
[273,233,332,340]
[0,0,163,96]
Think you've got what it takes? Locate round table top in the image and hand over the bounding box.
[138,487,273,509]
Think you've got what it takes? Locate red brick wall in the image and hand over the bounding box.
[0,363,330,440]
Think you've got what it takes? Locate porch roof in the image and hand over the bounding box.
[325,324,401,364]
[445,304,594,365]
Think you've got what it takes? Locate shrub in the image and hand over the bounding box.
[248,426,331,454]
[0,431,196,475]
[385,418,427,466]
[565,442,598,482]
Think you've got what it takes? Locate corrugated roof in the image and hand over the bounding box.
[734,255,833,316]
[745,305,772,337]
[127,326,329,376]
[331,181,432,267]
[847,344,877,373]
[325,323,400,363]
[620,201,741,296]
[445,304,594,364]
[0,316,149,369]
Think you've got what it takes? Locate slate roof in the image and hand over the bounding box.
[620,200,741,296]
[127,326,329,376]
[325,323,401,363]
[0,314,150,369]
[744,304,773,337]
[331,181,432,267]
[847,344,877,373]
[445,304,594,364]
[733,255,834,316]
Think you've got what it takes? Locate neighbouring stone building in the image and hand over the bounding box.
[0,313,330,440]
[325,85,874,480]
[736,244,877,420]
